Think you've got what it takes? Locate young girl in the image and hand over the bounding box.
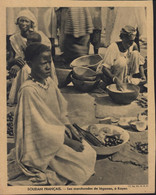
[7,43,96,186]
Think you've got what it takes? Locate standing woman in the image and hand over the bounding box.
[55,7,69,53]
[63,7,93,64]
[8,9,58,104]
[7,43,96,186]
[89,7,102,54]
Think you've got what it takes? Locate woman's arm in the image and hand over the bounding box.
[8,44,25,78]
[9,58,25,78]
[102,66,114,81]
[96,43,125,90]
[102,66,125,91]
[64,133,84,152]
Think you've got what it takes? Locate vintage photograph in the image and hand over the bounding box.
[0,0,155,194]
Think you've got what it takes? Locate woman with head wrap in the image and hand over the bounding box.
[96,25,146,91]
[8,9,58,104]
[110,7,147,45]
[7,43,96,186]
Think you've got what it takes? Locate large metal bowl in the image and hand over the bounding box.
[73,67,96,81]
[71,74,99,92]
[106,83,140,105]
[82,124,130,155]
[70,54,103,71]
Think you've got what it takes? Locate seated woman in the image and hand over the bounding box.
[96,25,146,91]
[8,9,58,105]
[7,43,96,186]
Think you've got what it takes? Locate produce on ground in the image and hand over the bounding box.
[87,125,123,147]
[131,142,148,154]
[130,120,147,131]
[7,112,14,136]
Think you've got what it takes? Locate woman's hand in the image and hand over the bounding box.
[114,77,125,91]
[64,135,84,152]
[9,65,21,78]
[65,128,72,138]
[65,124,83,142]
[70,139,84,152]
[9,58,25,78]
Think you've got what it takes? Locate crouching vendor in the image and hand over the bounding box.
[7,43,96,186]
[96,25,146,91]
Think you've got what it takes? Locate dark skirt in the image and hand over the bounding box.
[63,34,90,64]
[90,29,101,49]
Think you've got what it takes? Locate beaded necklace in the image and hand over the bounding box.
[29,75,49,90]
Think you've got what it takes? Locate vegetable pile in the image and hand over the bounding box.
[87,125,124,147]
[135,142,148,155]
[7,112,14,136]
[136,94,147,108]
[102,135,123,147]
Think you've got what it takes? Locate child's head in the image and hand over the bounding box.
[27,31,41,45]
[25,43,52,80]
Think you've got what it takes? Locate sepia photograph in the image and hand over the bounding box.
[0,0,155,194]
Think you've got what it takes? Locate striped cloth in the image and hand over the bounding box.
[65,7,93,38]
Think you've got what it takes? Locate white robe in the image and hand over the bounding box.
[8,78,96,186]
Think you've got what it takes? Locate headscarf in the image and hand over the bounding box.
[120,25,137,40]
[25,43,51,63]
[16,9,38,30]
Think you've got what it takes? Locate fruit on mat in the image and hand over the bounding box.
[130,121,147,131]
[118,117,137,128]
[87,124,99,136]
[7,112,14,136]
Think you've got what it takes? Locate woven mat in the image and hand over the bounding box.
[63,92,99,126]
[94,95,145,119]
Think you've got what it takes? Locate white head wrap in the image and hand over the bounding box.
[16,9,38,30]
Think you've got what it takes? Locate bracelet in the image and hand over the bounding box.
[16,58,26,68]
